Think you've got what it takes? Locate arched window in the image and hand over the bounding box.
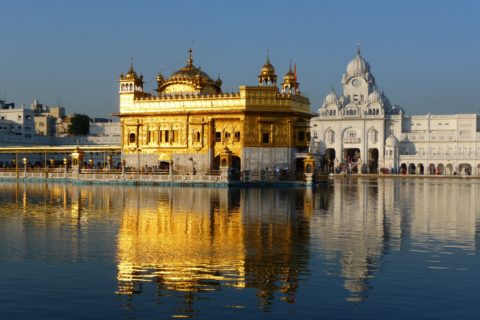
[196,131,201,142]
[129,133,136,144]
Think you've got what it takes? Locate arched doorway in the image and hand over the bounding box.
[437,163,445,175]
[428,164,435,175]
[159,161,170,172]
[445,164,453,175]
[477,164,480,176]
[324,148,336,173]
[344,148,360,163]
[400,163,407,174]
[295,158,305,180]
[368,148,379,173]
[458,163,472,175]
[408,163,416,174]
[418,163,424,175]
[213,156,220,170]
[231,156,241,180]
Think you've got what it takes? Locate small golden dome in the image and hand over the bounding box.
[156,72,164,83]
[260,56,276,77]
[283,67,295,84]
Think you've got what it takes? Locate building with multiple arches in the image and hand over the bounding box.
[310,47,480,176]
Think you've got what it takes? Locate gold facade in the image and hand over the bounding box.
[118,51,311,172]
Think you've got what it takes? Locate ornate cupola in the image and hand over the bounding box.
[258,51,277,87]
[119,61,144,94]
[156,49,222,95]
[281,61,299,94]
[342,45,375,87]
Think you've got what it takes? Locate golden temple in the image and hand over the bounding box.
[118,50,311,177]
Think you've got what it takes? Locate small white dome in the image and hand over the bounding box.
[324,90,339,105]
[368,89,383,104]
[346,48,370,77]
[385,134,398,147]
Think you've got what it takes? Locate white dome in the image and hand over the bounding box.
[346,48,370,76]
[385,134,398,147]
[368,89,383,104]
[324,90,339,105]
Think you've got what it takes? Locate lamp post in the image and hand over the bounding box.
[63,157,68,177]
[22,157,27,178]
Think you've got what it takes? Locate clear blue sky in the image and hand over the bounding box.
[1,0,479,117]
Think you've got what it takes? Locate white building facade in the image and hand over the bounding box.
[310,48,480,176]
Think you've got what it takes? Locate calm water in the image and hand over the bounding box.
[0,179,479,319]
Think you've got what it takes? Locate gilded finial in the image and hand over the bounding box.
[187,48,193,67]
[129,57,134,73]
[356,42,361,55]
[289,58,292,72]
[266,49,270,63]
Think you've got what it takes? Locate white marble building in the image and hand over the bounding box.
[310,47,480,176]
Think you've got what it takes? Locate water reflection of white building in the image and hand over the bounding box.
[311,178,479,302]
[311,47,480,176]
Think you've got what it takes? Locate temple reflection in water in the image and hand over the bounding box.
[0,179,478,313]
[115,187,316,310]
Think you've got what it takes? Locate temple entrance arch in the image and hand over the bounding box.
[324,148,336,173]
[437,163,445,175]
[428,163,435,175]
[344,148,360,163]
[368,148,379,173]
[400,163,407,174]
[408,163,416,174]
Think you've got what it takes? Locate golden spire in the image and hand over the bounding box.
[187,48,193,68]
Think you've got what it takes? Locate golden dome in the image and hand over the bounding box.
[169,49,214,82]
[282,66,295,84]
[156,71,165,83]
[157,49,221,95]
[259,54,276,77]
[258,51,277,87]
[121,61,142,82]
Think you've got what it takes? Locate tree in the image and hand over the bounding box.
[68,114,90,136]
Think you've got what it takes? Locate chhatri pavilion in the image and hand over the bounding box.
[118,50,312,176]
